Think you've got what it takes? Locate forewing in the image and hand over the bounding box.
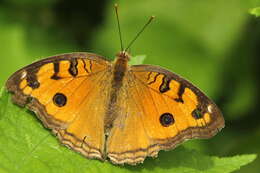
[6,52,112,160]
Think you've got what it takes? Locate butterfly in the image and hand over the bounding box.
[5,4,224,165]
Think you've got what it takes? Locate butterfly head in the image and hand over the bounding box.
[116,51,131,61]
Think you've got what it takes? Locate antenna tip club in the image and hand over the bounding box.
[148,16,155,23]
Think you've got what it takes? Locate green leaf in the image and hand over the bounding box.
[0,88,257,173]
[129,55,146,65]
[249,7,260,17]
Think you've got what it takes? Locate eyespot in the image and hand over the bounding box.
[27,74,40,89]
[53,93,67,107]
[192,108,203,119]
[28,80,40,89]
[160,113,174,127]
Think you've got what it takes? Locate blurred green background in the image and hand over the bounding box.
[0,0,260,172]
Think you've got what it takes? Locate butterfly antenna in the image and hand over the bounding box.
[114,4,124,51]
[125,16,155,52]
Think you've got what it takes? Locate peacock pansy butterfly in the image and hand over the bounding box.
[5,4,224,165]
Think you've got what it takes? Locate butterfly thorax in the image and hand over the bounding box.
[112,51,130,87]
[104,51,130,135]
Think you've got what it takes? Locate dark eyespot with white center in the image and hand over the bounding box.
[192,108,203,119]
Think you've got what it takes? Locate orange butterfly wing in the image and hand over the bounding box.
[6,53,112,160]
[106,64,224,164]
